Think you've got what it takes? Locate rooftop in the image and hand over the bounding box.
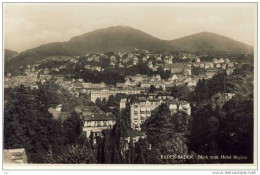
[164,63,190,69]
[83,113,116,121]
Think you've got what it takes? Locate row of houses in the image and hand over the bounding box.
[193,61,235,70]
[4,72,39,89]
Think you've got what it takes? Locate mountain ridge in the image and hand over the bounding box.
[5,26,253,72]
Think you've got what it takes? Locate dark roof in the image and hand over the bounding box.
[83,113,116,121]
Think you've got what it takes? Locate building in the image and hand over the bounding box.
[147,61,153,69]
[204,62,214,69]
[90,88,144,102]
[222,64,227,69]
[199,63,205,68]
[82,106,116,138]
[116,83,126,89]
[215,63,222,68]
[164,63,191,76]
[226,68,234,75]
[130,99,163,130]
[219,58,225,63]
[82,82,106,89]
[169,100,191,115]
[133,74,149,83]
[130,97,191,130]
[213,58,219,64]
[168,74,178,82]
[195,57,201,62]
[205,69,218,79]
[187,80,197,87]
[193,62,200,67]
[113,93,128,112]
[141,80,165,90]
[133,57,139,65]
[225,58,230,63]
[4,148,28,164]
[155,74,161,81]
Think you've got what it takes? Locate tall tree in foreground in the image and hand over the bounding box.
[143,104,189,164]
[62,111,84,145]
[54,145,96,164]
[4,85,61,163]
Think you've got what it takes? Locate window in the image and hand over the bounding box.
[97,121,101,127]
[103,121,107,126]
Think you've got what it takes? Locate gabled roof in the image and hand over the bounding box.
[164,63,190,69]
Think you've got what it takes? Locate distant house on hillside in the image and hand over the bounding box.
[213,58,219,64]
[204,62,214,69]
[164,63,191,76]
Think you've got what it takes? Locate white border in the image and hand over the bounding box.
[1,1,258,173]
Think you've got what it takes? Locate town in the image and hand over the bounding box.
[4,49,253,164]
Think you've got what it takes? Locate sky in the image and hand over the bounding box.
[4,3,256,52]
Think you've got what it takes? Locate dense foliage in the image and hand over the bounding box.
[4,85,95,163]
[189,64,254,163]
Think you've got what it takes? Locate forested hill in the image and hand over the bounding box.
[5,26,253,72]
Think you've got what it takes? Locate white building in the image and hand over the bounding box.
[90,88,144,102]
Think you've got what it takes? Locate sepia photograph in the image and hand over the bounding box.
[2,2,257,170]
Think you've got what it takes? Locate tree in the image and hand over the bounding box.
[128,138,136,163]
[109,113,128,163]
[192,67,206,75]
[160,135,189,164]
[172,111,190,135]
[171,84,191,101]
[164,70,171,80]
[135,143,146,164]
[149,85,156,93]
[143,104,190,164]
[192,78,209,102]
[189,103,215,156]
[143,104,175,146]
[95,98,102,107]
[107,95,115,107]
[4,85,62,163]
[217,95,253,163]
[55,145,96,164]
[62,111,83,144]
